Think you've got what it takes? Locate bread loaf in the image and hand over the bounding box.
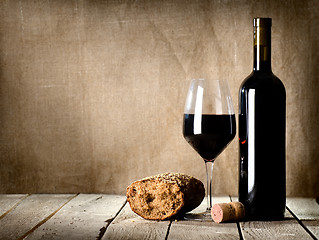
[126,173,205,220]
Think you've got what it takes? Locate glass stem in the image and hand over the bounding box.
[205,160,215,211]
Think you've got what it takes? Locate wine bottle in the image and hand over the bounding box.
[238,18,286,220]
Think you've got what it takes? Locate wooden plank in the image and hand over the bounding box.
[286,198,319,238]
[26,194,126,240]
[0,194,28,217]
[240,210,314,240]
[167,196,240,240]
[286,198,319,220]
[102,202,170,240]
[0,194,75,240]
[230,196,317,239]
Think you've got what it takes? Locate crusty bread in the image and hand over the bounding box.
[126,173,205,220]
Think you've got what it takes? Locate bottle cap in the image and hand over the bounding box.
[254,18,272,27]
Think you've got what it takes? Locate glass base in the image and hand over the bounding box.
[183,209,212,221]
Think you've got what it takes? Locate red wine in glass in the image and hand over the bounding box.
[183,78,236,221]
[183,114,236,161]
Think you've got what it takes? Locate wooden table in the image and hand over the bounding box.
[0,194,318,240]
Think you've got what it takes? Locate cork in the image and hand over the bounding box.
[211,202,245,223]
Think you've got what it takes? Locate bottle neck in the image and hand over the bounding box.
[253,26,272,72]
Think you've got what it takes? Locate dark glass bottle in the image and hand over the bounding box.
[238,18,286,220]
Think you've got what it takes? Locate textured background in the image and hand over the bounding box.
[0,0,318,197]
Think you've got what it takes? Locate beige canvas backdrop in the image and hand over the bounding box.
[0,0,318,197]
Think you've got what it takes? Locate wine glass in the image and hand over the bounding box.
[183,78,236,220]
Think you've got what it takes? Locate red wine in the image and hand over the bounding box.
[238,18,286,220]
[183,114,236,161]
